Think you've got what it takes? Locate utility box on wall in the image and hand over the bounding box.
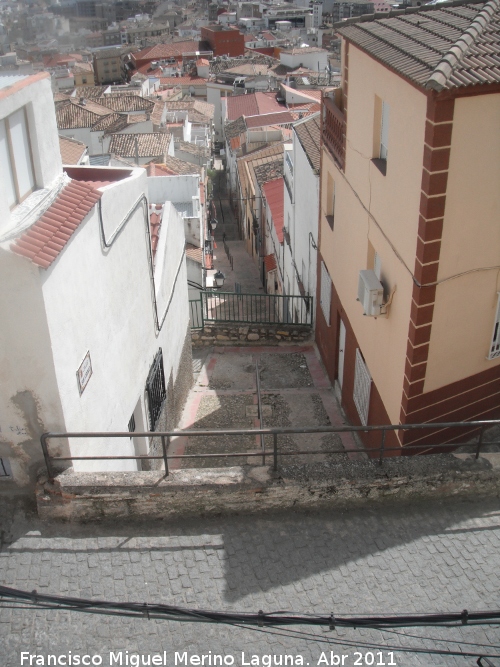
[357,270,384,317]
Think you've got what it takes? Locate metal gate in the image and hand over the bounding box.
[146,348,166,429]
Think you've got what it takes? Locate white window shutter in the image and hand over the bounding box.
[0,120,16,208]
[320,261,332,325]
[9,109,35,201]
[353,348,371,426]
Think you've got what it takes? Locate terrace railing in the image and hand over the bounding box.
[40,419,500,482]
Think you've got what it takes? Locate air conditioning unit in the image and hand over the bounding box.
[357,270,384,317]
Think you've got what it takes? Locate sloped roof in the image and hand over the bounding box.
[175,139,210,158]
[336,0,500,90]
[109,133,172,158]
[264,253,277,272]
[72,85,106,98]
[91,112,124,132]
[147,156,202,175]
[11,181,101,269]
[98,94,155,112]
[56,99,111,129]
[151,100,166,126]
[186,242,203,264]
[253,158,284,188]
[262,177,284,243]
[226,92,286,121]
[134,40,201,61]
[159,76,207,86]
[294,112,321,173]
[225,115,247,140]
[59,135,87,164]
[237,141,286,195]
[245,111,295,128]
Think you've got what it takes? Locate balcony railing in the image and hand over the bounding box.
[323,96,346,170]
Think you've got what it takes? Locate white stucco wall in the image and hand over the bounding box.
[148,173,200,204]
[0,249,69,489]
[40,168,190,472]
[280,50,328,71]
[291,125,318,307]
[0,73,62,230]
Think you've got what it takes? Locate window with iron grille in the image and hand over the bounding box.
[146,348,166,429]
[353,348,371,426]
[488,293,500,360]
[0,458,12,479]
[128,413,136,438]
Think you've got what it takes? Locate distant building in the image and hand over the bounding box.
[200,25,245,57]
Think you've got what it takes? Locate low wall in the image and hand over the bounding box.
[36,453,500,521]
[191,324,312,346]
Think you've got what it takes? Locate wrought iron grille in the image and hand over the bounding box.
[128,413,136,438]
[0,458,10,478]
[145,348,166,430]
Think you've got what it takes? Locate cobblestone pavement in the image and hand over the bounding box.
[170,345,360,470]
[1,497,500,666]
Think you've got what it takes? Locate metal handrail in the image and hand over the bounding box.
[40,419,500,483]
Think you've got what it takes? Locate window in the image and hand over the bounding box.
[320,261,332,325]
[353,348,371,426]
[326,173,335,229]
[488,293,500,360]
[0,458,12,479]
[372,96,389,175]
[0,108,36,209]
[128,413,136,437]
[380,101,389,160]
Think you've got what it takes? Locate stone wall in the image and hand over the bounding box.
[36,453,500,521]
[191,324,312,346]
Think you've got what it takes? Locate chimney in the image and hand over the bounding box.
[79,97,86,105]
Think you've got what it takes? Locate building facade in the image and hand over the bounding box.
[316,0,500,452]
[0,72,192,496]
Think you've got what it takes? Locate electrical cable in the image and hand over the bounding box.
[1,585,500,630]
[227,622,500,659]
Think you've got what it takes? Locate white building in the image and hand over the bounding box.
[280,46,329,72]
[282,112,320,323]
[0,72,192,496]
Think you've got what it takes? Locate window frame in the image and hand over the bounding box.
[353,348,371,426]
[0,107,36,209]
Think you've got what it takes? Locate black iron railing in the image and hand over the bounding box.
[200,291,313,326]
[40,419,500,483]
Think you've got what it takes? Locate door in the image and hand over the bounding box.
[338,319,346,389]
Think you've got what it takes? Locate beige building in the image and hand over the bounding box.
[317,0,500,453]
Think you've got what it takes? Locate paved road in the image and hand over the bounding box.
[1,497,499,666]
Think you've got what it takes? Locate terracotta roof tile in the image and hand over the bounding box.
[226,91,286,121]
[245,111,295,128]
[134,41,202,62]
[262,178,284,243]
[337,0,500,90]
[59,135,87,164]
[294,112,321,172]
[186,242,203,264]
[146,156,202,175]
[109,133,172,158]
[99,94,155,112]
[11,181,101,268]
[264,253,277,272]
[56,98,112,129]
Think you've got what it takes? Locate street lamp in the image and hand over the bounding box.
[213,270,225,289]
